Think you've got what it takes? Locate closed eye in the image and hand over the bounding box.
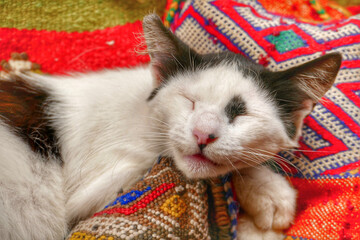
[180,94,195,110]
[225,96,247,123]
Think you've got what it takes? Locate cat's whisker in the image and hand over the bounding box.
[240,151,297,179]
[246,147,303,176]
[276,154,306,178]
[266,160,292,179]
[189,48,195,71]
[140,115,171,127]
[229,148,297,176]
[287,148,335,154]
[244,154,269,169]
[235,149,272,162]
[141,132,170,137]
[223,155,242,176]
[171,53,185,70]
[228,154,264,169]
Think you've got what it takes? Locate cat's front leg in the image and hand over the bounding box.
[233,165,297,240]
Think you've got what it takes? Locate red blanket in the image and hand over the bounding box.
[170,1,360,239]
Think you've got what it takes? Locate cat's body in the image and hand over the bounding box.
[0,15,341,240]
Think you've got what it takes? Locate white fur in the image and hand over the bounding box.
[36,68,161,224]
[237,215,285,240]
[149,64,298,179]
[234,166,297,239]
[0,122,66,239]
[0,64,297,239]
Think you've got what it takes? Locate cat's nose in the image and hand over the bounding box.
[192,112,219,150]
[193,128,218,146]
[193,129,218,150]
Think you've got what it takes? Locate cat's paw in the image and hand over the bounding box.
[233,166,296,231]
[237,215,285,240]
[250,187,295,230]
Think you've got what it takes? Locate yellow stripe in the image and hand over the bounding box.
[0,0,166,32]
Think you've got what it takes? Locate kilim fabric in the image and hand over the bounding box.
[164,0,186,27]
[67,157,238,240]
[0,1,171,74]
[0,0,167,32]
[257,0,352,22]
[0,23,150,74]
[0,53,239,240]
[0,2,240,238]
[2,0,360,239]
[171,0,360,239]
[0,52,42,80]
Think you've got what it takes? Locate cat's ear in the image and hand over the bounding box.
[268,53,342,141]
[290,53,341,140]
[142,14,196,85]
[288,53,342,102]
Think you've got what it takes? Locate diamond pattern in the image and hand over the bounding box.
[173,1,360,239]
[266,30,306,53]
[174,0,360,178]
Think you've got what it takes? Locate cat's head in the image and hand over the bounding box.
[143,14,342,179]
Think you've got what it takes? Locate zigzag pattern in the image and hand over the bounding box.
[68,157,237,240]
[173,1,360,239]
[173,0,360,179]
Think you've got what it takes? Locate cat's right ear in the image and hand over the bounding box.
[143,14,196,85]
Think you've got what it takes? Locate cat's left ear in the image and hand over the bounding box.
[143,14,197,85]
[288,53,342,102]
[291,53,341,140]
[267,53,342,141]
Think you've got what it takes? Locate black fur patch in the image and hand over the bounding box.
[145,24,340,139]
[0,77,61,162]
[225,96,247,123]
[259,69,305,138]
[145,47,301,137]
[147,51,260,100]
[145,47,298,135]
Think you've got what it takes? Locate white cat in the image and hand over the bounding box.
[0,15,341,240]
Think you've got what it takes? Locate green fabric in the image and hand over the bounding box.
[266,30,306,54]
[0,0,167,32]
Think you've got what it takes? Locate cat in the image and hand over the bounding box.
[0,14,341,240]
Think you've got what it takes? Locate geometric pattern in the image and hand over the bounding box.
[173,0,360,178]
[67,157,238,240]
[0,52,240,240]
[172,0,360,239]
[266,30,307,53]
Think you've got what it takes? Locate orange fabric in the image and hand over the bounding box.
[287,177,360,239]
[258,0,352,22]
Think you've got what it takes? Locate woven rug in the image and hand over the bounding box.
[0,0,170,74]
[0,50,239,240]
[170,0,360,239]
[0,0,167,32]
[0,2,240,238]
[2,1,360,239]
[67,157,238,240]
[258,0,352,22]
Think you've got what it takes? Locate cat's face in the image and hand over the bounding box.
[149,64,296,178]
[143,15,342,179]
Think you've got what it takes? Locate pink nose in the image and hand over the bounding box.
[193,128,217,146]
[192,112,219,150]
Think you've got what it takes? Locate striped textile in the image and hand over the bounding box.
[171,1,360,239]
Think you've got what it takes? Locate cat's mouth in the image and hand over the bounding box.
[178,151,243,178]
[185,153,220,166]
